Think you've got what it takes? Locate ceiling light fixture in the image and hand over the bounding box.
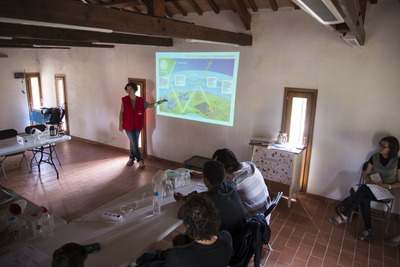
[186,39,239,47]
[0,17,113,33]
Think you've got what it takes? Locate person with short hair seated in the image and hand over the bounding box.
[52,242,88,267]
[174,160,247,243]
[212,148,270,218]
[136,194,233,267]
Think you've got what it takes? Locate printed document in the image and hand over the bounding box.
[366,184,394,200]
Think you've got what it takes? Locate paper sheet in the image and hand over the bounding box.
[366,184,394,200]
[370,173,382,184]
[0,245,51,267]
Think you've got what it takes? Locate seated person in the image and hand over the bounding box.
[329,136,400,241]
[175,160,247,243]
[212,148,270,218]
[52,242,88,267]
[136,194,233,267]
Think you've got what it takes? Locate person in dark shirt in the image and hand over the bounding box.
[174,160,247,243]
[136,194,233,267]
[52,243,88,267]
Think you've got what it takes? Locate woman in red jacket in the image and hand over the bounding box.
[119,83,166,168]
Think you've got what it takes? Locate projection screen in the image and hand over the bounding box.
[156,52,240,126]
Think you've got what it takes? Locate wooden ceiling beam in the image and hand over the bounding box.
[333,0,365,45]
[95,0,141,8]
[231,0,252,30]
[0,0,252,46]
[269,0,278,11]
[187,0,203,15]
[248,0,258,12]
[147,0,165,17]
[0,38,114,48]
[0,22,173,46]
[172,1,188,16]
[206,0,220,14]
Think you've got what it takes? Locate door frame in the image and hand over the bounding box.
[25,72,43,119]
[281,87,318,192]
[128,78,146,155]
[55,74,70,135]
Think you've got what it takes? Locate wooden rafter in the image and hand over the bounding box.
[187,0,203,15]
[248,0,258,12]
[231,0,252,30]
[333,0,365,45]
[0,38,114,48]
[172,1,188,16]
[95,0,141,8]
[0,0,252,46]
[269,0,278,11]
[0,22,173,47]
[206,0,220,14]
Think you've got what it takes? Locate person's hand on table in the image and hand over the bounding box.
[173,191,198,201]
[174,192,185,201]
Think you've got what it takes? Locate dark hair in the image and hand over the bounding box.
[124,82,138,92]
[203,160,225,186]
[182,194,220,241]
[381,136,399,158]
[212,148,240,171]
[52,243,88,267]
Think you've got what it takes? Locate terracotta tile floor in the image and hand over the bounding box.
[1,139,399,266]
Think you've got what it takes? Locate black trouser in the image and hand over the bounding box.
[342,184,376,230]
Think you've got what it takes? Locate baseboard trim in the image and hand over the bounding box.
[69,135,185,168]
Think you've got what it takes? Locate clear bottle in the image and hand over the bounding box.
[7,216,19,240]
[152,191,161,215]
[163,179,173,197]
[277,132,283,144]
[282,133,287,144]
[39,207,54,237]
[183,170,191,186]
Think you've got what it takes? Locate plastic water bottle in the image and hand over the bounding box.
[39,207,54,237]
[152,191,161,215]
[183,170,191,186]
[7,216,19,240]
[163,179,173,197]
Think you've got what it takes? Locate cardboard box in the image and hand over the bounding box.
[16,133,35,144]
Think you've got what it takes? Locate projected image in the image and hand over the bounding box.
[156,52,240,126]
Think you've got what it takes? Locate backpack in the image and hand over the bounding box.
[335,187,356,215]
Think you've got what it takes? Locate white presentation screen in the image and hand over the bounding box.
[156,52,240,126]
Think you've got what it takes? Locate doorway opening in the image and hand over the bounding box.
[281,87,318,192]
[128,78,146,155]
[55,74,70,135]
[25,73,43,118]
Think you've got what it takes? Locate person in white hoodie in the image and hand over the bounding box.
[212,148,270,219]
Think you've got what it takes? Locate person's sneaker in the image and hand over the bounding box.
[138,161,145,169]
[126,159,134,166]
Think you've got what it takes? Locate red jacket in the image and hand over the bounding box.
[122,95,145,131]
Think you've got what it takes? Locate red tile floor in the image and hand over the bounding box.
[1,139,399,266]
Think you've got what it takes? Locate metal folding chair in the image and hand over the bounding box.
[349,162,393,234]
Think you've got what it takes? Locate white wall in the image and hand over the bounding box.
[1,0,399,212]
